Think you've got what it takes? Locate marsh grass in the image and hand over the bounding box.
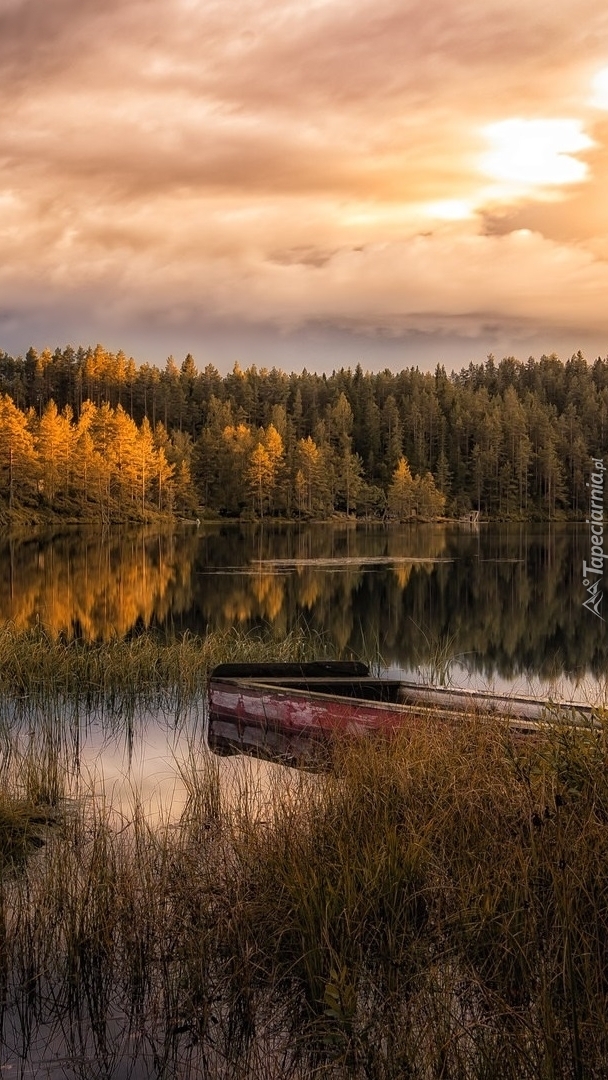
[0,624,325,727]
[2,712,608,1076]
[0,793,55,872]
[3,627,608,1076]
[0,736,66,875]
[409,622,464,687]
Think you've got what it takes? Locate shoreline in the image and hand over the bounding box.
[0,507,588,538]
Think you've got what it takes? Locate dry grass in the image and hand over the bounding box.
[2,701,608,1077]
[0,623,325,719]
[2,627,608,1076]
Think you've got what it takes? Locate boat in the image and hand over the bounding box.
[207,661,599,764]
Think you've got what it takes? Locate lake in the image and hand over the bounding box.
[1,521,606,699]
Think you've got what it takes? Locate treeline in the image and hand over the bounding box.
[1,343,608,519]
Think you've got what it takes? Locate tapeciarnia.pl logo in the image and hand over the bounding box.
[582,457,606,620]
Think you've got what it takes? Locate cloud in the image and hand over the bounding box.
[3,211,608,341]
[2,0,608,367]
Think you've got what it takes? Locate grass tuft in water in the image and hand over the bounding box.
[0,623,327,720]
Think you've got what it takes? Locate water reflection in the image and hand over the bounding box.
[2,694,291,832]
[1,522,607,683]
[0,526,199,639]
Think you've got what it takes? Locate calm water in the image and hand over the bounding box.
[1,521,607,696]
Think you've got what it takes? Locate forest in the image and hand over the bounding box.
[0,343,607,521]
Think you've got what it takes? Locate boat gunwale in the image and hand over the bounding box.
[208,670,598,720]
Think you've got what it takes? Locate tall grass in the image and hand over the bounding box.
[3,710,608,1076]
[2,625,608,1075]
[0,623,325,720]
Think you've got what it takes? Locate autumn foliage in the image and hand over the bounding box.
[2,342,606,520]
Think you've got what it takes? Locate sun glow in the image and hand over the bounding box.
[425,199,473,221]
[481,118,593,188]
[591,66,608,109]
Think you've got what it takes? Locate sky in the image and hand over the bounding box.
[2,0,608,374]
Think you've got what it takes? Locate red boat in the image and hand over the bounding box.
[207,662,594,764]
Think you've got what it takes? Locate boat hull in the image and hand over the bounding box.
[207,662,600,764]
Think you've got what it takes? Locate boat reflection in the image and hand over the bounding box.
[207,712,338,768]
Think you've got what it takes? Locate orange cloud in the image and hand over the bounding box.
[2,0,608,367]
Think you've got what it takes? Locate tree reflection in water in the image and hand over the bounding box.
[0,522,605,687]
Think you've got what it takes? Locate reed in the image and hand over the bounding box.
[0,623,325,718]
[0,738,64,871]
[0,794,54,872]
[3,672,608,1075]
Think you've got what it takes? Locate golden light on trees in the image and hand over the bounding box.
[0,394,38,508]
[37,401,73,503]
[248,443,274,518]
[388,457,414,522]
[246,423,284,518]
[388,457,445,521]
